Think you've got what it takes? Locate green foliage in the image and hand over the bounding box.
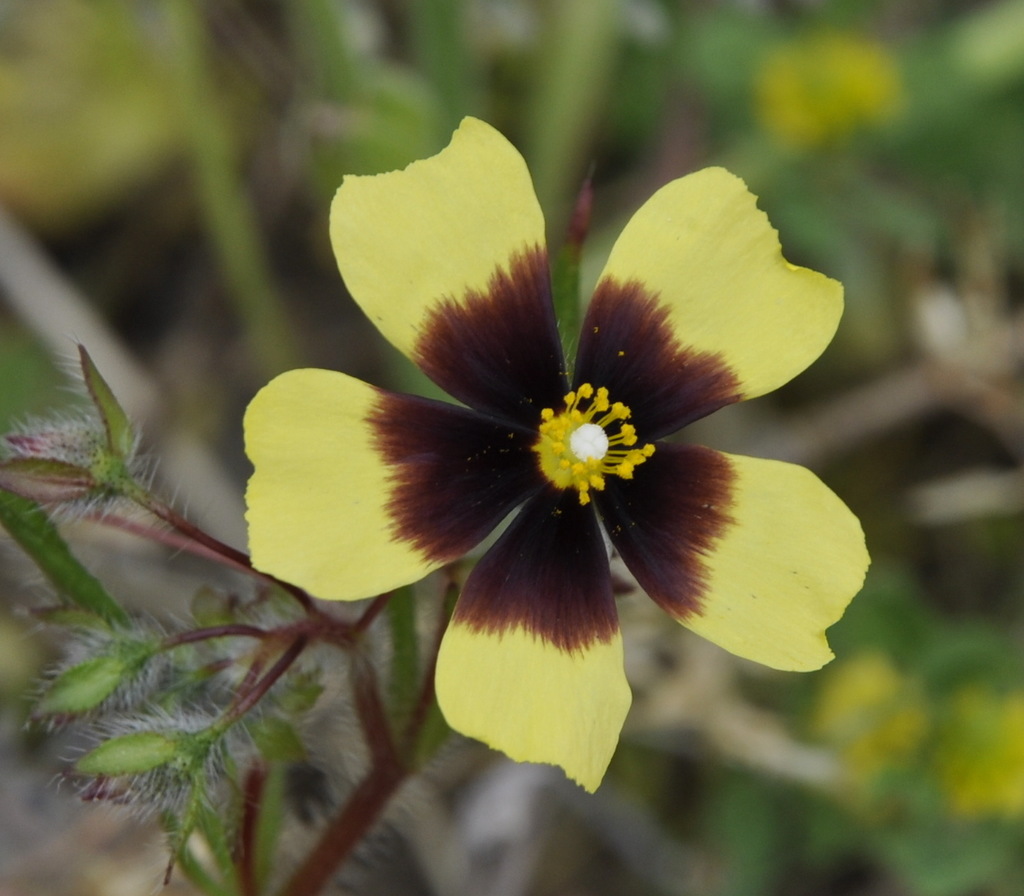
[0,489,129,627]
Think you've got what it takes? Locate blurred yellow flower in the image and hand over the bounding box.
[934,687,1024,818]
[813,652,927,786]
[0,0,181,233]
[755,30,902,149]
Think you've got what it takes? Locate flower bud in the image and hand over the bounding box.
[76,730,180,776]
[36,654,128,717]
[0,456,97,504]
[0,346,143,510]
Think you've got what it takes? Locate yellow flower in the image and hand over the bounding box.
[244,118,869,790]
[813,652,927,786]
[935,687,1024,818]
[755,30,902,149]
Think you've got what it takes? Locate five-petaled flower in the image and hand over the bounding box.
[244,118,869,791]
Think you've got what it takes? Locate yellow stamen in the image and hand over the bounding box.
[533,383,656,505]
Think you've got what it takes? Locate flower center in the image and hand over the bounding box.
[533,383,655,505]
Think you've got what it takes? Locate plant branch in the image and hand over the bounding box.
[163,624,271,649]
[238,763,268,896]
[223,636,308,726]
[277,760,405,896]
[139,495,316,613]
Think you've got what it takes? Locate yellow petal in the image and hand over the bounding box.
[682,452,869,671]
[244,368,439,600]
[435,621,632,792]
[331,116,547,363]
[596,168,843,400]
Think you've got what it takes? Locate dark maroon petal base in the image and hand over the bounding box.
[598,443,736,621]
[453,488,618,653]
[575,278,741,440]
[412,246,568,427]
[370,391,545,563]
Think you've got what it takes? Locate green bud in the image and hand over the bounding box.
[36,654,126,716]
[0,490,130,627]
[76,731,180,776]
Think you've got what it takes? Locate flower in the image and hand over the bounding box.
[934,687,1024,819]
[244,118,869,790]
[813,652,928,790]
[755,30,902,150]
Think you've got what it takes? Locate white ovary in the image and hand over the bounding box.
[569,423,609,461]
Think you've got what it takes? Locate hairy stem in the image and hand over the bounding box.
[142,495,315,612]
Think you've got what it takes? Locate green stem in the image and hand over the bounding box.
[411,0,478,137]
[524,0,620,219]
[164,0,301,377]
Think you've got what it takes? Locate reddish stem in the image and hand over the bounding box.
[89,512,257,574]
[351,592,392,636]
[143,497,315,612]
[225,636,307,724]
[276,574,456,896]
[162,623,270,649]
[278,759,405,896]
[239,763,268,896]
[352,653,401,771]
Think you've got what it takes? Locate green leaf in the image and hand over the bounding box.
[0,489,130,627]
[36,654,126,716]
[76,730,179,775]
[77,345,135,458]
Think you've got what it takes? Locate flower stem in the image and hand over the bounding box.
[138,494,315,613]
[239,763,268,896]
[162,624,270,649]
[278,759,405,896]
[275,571,458,895]
[351,592,392,636]
[223,636,308,726]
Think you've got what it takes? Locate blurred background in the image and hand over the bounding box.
[2,0,1024,894]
